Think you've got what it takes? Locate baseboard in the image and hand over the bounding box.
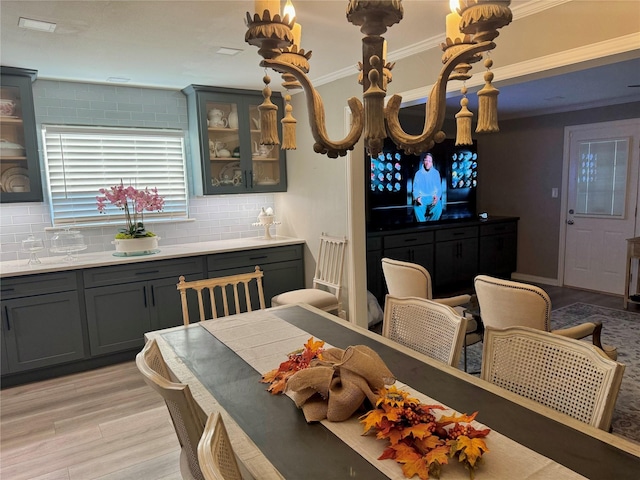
[510,272,560,286]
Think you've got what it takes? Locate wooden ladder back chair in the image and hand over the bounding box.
[177,266,265,325]
[136,339,207,480]
[197,413,244,480]
[474,274,617,360]
[271,233,347,317]
[481,326,625,431]
[382,295,468,367]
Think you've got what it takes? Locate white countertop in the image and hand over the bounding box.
[1,236,305,278]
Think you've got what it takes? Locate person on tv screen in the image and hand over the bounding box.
[412,152,442,221]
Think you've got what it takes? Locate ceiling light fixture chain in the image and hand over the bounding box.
[245,0,512,158]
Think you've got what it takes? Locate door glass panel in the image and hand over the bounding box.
[0,85,31,192]
[574,138,629,217]
[249,103,280,186]
[207,101,242,189]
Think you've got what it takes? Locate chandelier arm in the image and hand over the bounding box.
[262,58,364,158]
[386,40,495,155]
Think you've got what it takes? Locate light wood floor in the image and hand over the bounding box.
[0,285,632,480]
[0,361,182,480]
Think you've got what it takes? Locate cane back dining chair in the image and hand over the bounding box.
[482,326,625,431]
[271,233,347,317]
[197,412,245,480]
[382,295,468,367]
[381,257,480,370]
[474,274,618,360]
[136,339,207,480]
[177,266,265,325]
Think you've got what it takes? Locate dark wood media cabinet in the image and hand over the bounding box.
[367,216,518,305]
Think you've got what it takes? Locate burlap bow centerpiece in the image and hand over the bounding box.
[285,345,396,423]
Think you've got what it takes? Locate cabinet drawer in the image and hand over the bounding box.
[384,231,434,249]
[207,245,302,271]
[480,221,517,236]
[1,271,77,299]
[435,226,478,242]
[83,256,204,287]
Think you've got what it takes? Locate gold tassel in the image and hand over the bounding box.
[281,94,297,150]
[455,86,473,146]
[476,58,499,133]
[259,74,280,145]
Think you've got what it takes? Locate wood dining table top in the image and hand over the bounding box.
[145,304,640,480]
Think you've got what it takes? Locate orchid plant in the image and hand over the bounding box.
[96,181,164,238]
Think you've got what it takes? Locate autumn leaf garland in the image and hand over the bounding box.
[360,385,491,480]
[260,337,325,394]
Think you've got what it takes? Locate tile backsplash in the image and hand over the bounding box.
[0,79,277,263]
[0,195,276,263]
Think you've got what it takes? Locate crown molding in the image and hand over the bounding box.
[400,33,640,104]
[309,0,571,88]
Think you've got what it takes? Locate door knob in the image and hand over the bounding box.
[567,220,574,225]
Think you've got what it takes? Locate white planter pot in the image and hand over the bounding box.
[112,236,160,255]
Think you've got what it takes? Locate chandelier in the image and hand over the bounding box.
[245,0,512,158]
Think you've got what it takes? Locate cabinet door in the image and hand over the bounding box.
[183,85,286,195]
[478,233,517,278]
[435,238,478,290]
[0,67,42,203]
[2,292,85,372]
[85,283,151,356]
[384,244,434,273]
[261,260,305,307]
[149,274,204,330]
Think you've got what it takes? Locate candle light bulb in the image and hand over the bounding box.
[283,0,296,21]
[446,0,464,43]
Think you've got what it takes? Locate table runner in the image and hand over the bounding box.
[194,309,586,480]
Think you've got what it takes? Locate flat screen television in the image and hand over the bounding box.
[366,138,477,231]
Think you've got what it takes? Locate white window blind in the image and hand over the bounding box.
[42,125,188,226]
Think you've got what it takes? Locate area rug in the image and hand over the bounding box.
[458,303,640,444]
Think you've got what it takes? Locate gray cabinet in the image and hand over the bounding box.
[1,242,305,384]
[0,66,42,203]
[207,244,304,314]
[182,85,287,195]
[367,217,518,298]
[83,256,205,356]
[478,221,518,278]
[434,226,479,291]
[0,272,85,372]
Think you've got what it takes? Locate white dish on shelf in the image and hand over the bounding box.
[0,139,25,156]
[256,179,278,186]
[219,161,240,178]
[1,166,29,192]
[7,174,29,192]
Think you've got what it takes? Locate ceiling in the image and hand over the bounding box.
[1,1,639,120]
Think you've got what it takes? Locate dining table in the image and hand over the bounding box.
[144,303,640,480]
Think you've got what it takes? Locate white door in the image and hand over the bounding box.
[563,119,640,294]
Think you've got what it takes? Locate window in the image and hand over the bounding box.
[42,125,188,226]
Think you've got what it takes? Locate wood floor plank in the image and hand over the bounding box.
[1,425,102,466]
[83,448,182,480]
[30,469,71,480]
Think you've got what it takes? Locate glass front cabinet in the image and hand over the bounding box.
[182,85,287,195]
[0,66,42,203]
